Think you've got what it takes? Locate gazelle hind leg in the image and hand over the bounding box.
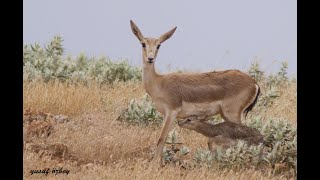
[220,108,242,124]
[221,85,258,124]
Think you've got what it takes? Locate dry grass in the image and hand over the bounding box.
[247,82,297,124]
[262,83,297,123]
[24,152,290,180]
[23,80,296,179]
[23,80,145,117]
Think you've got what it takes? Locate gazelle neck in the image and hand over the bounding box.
[195,123,219,137]
[142,57,159,95]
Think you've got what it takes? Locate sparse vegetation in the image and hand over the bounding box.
[117,94,163,126]
[23,37,296,179]
[23,35,142,84]
[248,59,264,83]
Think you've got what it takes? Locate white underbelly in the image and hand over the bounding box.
[177,101,221,119]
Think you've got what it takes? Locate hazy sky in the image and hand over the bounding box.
[24,0,296,76]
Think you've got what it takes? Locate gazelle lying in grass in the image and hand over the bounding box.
[130,20,260,164]
[178,117,264,151]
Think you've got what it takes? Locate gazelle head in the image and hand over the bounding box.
[130,20,177,64]
[177,117,200,130]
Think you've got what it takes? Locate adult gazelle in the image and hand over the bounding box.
[130,20,260,164]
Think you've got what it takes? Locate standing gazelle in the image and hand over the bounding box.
[130,20,260,164]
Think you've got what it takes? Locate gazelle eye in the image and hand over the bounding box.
[142,43,146,48]
[186,119,191,122]
[157,45,161,49]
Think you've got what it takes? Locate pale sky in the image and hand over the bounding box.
[23,0,297,76]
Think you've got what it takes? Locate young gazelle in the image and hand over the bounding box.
[130,20,260,164]
[178,117,264,151]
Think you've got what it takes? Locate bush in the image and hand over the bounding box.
[248,59,264,82]
[117,94,163,126]
[23,35,142,84]
[162,129,191,165]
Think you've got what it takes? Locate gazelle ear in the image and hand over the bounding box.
[130,20,144,42]
[159,26,177,43]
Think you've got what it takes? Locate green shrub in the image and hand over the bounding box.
[117,94,163,126]
[248,59,264,82]
[266,61,289,88]
[162,129,191,165]
[193,148,214,167]
[23,35,142,84]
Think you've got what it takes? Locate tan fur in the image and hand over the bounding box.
[130,20,259,164]
[178,118,264,151]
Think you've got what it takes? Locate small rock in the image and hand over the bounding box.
[53,115,70,123]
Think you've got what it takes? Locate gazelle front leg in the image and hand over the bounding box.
[208,138,216,152]
[153,110,178,164]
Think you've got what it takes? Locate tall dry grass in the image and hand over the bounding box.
[23,80,145,117]
[247,82,297,124]
[262,83,296,122]
[23,80,296,179]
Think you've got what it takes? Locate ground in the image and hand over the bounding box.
[23,80,296,179]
